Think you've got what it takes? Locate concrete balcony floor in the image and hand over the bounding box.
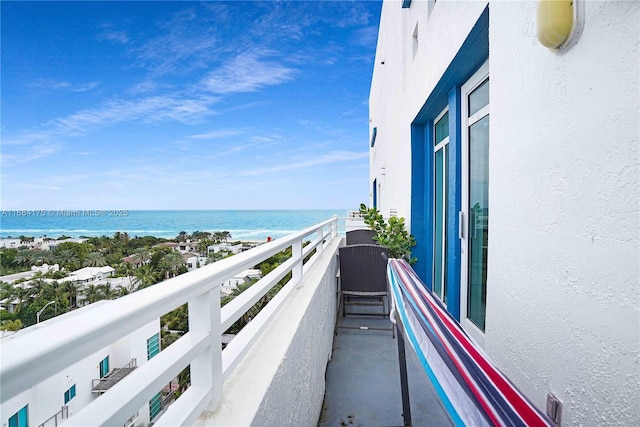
[319,305,453,427]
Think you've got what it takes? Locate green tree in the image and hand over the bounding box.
[84,284,103,304]
[359,204,417,263]
[0,248,18,270]
[1,319,22,331]
[56,242,93,267]
[197,238,213,256]
[9,284,35,315]
[32,250,52,266]
[62,281,81,308]
[29,277,47,300]
[116,282,138,297]
[99,283,117,300]
[132,247,151,266]
[55,249,79,270]
[160,251,184,279]
[133,264,159,289]
[83,252,107,267]
[13,249,36,268]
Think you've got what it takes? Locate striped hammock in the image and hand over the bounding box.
[387,258,555,427]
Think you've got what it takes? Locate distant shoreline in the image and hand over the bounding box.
[0,209,348,241]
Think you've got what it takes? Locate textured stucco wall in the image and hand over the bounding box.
[370,0,639,425]
[487,1,640,425]
[197,237,340,426]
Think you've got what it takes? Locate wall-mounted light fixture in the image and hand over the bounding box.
[537,0,582,51]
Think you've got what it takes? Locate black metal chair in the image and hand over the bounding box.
[338,244,390,318]
[346,229,377,246]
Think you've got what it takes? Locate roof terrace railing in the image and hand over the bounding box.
[37,405,68,427]
[0,217,338,427]
[91,358,138,393]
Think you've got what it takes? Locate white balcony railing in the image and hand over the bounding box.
[0,217,339,427]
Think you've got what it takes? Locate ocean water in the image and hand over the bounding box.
[0,209,347,241]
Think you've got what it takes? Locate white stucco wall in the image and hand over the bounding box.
[0,311,159,427]
[370,0,639,425]
[196,237,340,426]
[369,0,488,225]
[487,1,640,425]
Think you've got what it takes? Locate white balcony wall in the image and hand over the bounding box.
[196,236,340,426]
[487,2,639,425]
[1,309,159,427]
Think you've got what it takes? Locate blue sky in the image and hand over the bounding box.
[1,1,381,210]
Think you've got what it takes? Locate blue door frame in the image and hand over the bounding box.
[410,7,488,321]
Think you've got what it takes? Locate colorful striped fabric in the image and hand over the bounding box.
[387,258,556,427]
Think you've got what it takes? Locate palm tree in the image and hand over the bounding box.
[197,238,213,256]
[221,231,231,243]
[62,281,80,308]
[13,249,35,268]
[52,282,68,313]
[0,282,15,302]
[9,284,35,315]
[99,283,117,300]
[133,265,159,289]
[132,248,151,267]
[83,252,107,267]
[160,252,184,279]
[32,250,52,266]
[84,284,103,304]
[56,249,78,269]
[29,278,47,300]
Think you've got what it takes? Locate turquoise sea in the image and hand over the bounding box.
[0,210,347,241]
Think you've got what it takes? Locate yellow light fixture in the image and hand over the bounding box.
[537,0,576,50]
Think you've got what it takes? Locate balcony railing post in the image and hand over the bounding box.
[331,216,338,239]
[188,287,222,412]
[317,228,324,255]
[292,240,303,284]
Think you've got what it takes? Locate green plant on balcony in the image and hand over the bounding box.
[359,204,417,264]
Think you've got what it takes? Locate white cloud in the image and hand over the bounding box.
[201,50,296,94]
[49,94,218,135]
[71,82,100,92]
[99,29,130,44]
[241,151,368,176]
[30,79,99,92]
[188,129,243,139]
[1,141,60,164]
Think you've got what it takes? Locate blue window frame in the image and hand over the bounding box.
[410,7,489,322]
[64,384,76,404]
[372,178,378,208]
[370,127,378,147]
[99,355,109,378]
[149,392,162,420]
[147,333,160,360]
[433,109,450,304]
[8,405,28,427]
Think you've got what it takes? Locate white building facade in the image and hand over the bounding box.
[369,1,639,425]
[1,302,161,427]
